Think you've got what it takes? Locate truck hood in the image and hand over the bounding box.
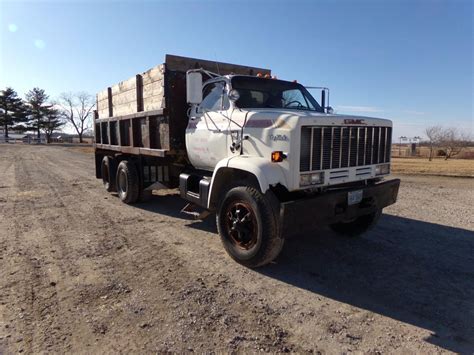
[243,109,392,129]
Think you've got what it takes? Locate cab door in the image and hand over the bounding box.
[186,81,231,170]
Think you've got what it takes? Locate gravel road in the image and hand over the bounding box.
[0,144,473,353]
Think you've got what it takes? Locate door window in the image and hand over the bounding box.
[200,82,229,111]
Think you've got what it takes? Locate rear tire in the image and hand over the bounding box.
[216,186,284,268]
[116,160,140,204]
[330,209,382,237]
[101,156,116,192]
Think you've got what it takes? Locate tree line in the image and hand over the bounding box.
[424,126,472,160]
[0,87,95,143]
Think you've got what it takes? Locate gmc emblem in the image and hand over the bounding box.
[344,119,366,125]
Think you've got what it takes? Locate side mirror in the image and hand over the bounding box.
[228,89,240,102]
[326,106,334,114]
[186,72,203,104]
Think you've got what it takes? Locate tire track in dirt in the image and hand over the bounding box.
[30,147,300,352]
[2,147,72,353]
[20,147,300,352]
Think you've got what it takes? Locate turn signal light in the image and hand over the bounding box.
[271,151,286,162]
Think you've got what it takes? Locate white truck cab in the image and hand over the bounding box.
[186,72,394,193]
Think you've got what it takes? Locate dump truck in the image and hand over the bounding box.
[94,54,400,267]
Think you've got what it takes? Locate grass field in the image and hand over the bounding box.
[392,157,474,177]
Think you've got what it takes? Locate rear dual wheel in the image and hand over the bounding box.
[114,160,152,204]
[116,160,140,204]
[101,156,116,192]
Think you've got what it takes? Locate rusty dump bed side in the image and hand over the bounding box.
[94,54,270,157]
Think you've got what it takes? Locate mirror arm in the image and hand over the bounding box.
[187,68,220,79]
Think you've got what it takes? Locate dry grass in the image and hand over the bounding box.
[392,157,474,177]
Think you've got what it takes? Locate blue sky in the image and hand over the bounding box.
[1,0,472,138]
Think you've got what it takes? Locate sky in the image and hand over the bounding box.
[0,0,472,139]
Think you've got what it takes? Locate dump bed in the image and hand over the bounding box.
[94,54,270,157]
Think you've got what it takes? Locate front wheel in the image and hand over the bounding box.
[330,209,382,237]
[216,186,284,268]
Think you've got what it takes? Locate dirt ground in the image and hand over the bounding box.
[0,144,473,354]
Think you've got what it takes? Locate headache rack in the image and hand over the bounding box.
[300,126,392,172]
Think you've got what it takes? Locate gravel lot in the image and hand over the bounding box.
[0,144,473,353]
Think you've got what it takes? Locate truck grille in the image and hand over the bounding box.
[300,126,392,172]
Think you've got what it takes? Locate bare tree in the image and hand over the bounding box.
[424,125,442,161]
[438,127,471,160]
[59,92,95,143]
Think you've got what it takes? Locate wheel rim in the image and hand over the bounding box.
[118,169,127,194]
[224,200,258,250]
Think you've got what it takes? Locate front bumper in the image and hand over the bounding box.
[279,179,400,237]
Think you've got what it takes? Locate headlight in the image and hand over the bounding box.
[375,163,390,176]
[300,172,324,186]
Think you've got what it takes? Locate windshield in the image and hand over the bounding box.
[231,76,324,113]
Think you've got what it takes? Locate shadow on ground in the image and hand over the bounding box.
[267,215,474,353]
[135,194,474,353]
[134,192,217,232]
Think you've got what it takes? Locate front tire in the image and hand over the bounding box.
[216,186,284,268]
[330,209,382,237]
[116,160,140,204]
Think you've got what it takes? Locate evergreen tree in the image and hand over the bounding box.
[43,107,65,143]
[0,87,27,138]
[25,88,50,139]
